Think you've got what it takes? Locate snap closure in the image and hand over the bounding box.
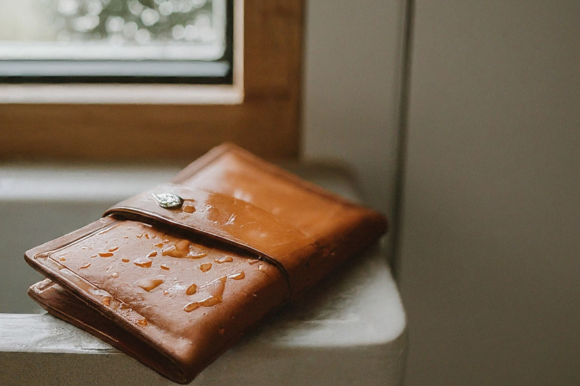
[153,193,184,209]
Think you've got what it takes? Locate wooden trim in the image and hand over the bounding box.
[0,0,304,161]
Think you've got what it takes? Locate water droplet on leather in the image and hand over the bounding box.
[200,263,212,272]
[137,318,148,326]
[182,204,196,213]
[102,297,111,306]
[134,258,152,268]
[184,302,202,312]
[208,276,227,297]
[99,252,114,258]
[122,258,130,263]
[186,283,197,295]
[183,277,226,312]
[215,256,233,264]
[108,246,119,252]
[79,263,91,269]
[147,251,157,258]
[162,240,190,258]
[111,272,119,278]
[90,288,110,297]
[248,259,260,265]
[224,214,236,226]
[258,264,266,272]
[155,243,164,248]
[162,245,177,257]
[160,264,170,270]
[176,239,189,249]
[59,257,66,261]
[184,296,221,312]
[229,271,245,280]
[91,254,98,258]
[136,278,164,292]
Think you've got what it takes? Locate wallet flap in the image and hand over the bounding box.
[104,184,320,290]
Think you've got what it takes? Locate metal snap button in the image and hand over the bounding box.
[153,192,183,209]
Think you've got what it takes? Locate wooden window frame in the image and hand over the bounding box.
[0,0,304,161]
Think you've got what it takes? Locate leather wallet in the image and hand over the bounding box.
[25,143,388,384]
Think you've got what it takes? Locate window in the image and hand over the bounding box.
[0,0,233,84]
[0,1,304,161]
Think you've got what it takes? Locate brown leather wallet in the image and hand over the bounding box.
[25,143,388,384]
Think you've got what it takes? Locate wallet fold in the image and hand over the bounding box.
[24,143,388,383]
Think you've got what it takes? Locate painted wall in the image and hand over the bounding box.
[302,0,405,222]
[398,1,580,385]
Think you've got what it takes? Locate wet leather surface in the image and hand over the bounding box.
[105,184,317,290]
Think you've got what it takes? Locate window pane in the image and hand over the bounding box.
[0,0,226,61]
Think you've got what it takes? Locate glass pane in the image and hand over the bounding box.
[0,0,226,60]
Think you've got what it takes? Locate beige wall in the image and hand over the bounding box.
[398,1,580,385]
[302,0,406,219]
